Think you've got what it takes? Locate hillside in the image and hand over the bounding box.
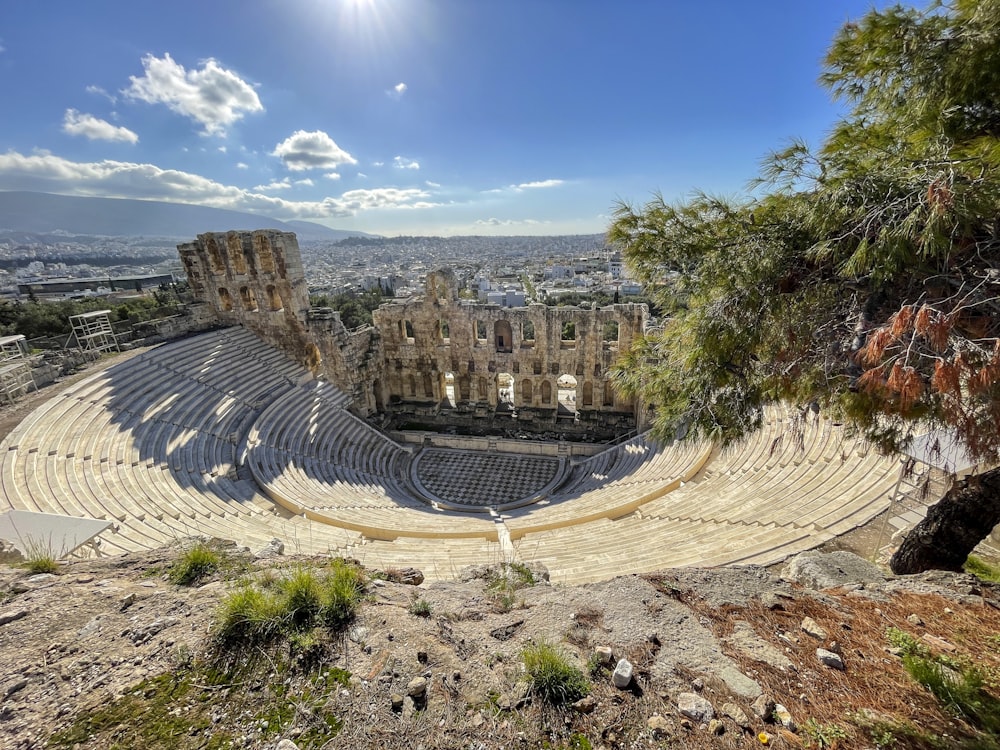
[0,192,372,241]
[1,541,998,750]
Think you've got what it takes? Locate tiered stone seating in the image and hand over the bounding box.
[245,382,499,541]
[0,326,903,583]
[514,408,899,583]
[0,329,365,557]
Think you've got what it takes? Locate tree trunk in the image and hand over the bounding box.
[889,465,1000,575]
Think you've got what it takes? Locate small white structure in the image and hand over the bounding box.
[69,310,120,355]
[0,334,37,404]
[0,509,113,558]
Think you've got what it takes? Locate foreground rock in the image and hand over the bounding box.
[0,548,996,750]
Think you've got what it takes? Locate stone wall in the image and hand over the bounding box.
[177,233,643,433]
[177,230,369,389]
[372,269,645,430]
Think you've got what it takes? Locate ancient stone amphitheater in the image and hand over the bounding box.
[0,325,903,583]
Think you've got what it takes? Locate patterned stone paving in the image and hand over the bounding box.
[413,449,560,506]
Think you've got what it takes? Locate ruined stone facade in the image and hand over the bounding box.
[372,269,644,434]
[178,232,645,436]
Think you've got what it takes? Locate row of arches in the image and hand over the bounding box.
[397,318,622,354]
[394,371,617,410]
[217,284,284,313]
[206,232,277,276]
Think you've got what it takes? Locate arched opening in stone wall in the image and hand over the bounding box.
[266,285,283,311]
[458,373,471,402]
[603,320,619,346]
[603,379,616,407]
[239,286,258,312]
[496,372,514,412]
[557,374,578,417]
[207,237,225,273]
[439,319,450,342]
[228,234,247,274]
[582,381,594,407]
[561,321,576,349]
[404,320,415,343]
[521,320,535,347]
[422,372,434,399]
[477,376,488,403]
[442,371,456,407]
[406,374,417,398]
[494,320,513,353]
[373,379,384,411]
[253,232,275,273]
[521,378,533,406]
[218,287,234,312]
[540,380,553,406]
[476,320,487,345]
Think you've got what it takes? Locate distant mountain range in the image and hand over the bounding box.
[0,191,375,241]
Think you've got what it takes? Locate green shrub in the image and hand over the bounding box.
[282,568,323,628]
[886,627,930,658]
[409,597,433,618]
[215,559,366,650]
[521,641,590,705]
[904,655,1000,735]
[964,555,1000,584]
[216,587,286,647]
[168,543,221,585]
[319,559,366,629]
[19,535,61,574]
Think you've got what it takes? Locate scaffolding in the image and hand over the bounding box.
[0,334,37,404]
[69,310,120,355]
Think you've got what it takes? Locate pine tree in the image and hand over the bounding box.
[609,0,1000,574]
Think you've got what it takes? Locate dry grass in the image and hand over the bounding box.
[682,585,1000,749]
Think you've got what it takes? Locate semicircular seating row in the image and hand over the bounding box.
[0,327,901,583]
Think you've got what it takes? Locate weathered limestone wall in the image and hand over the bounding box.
[372,270,644,428]
[177,235,642,432]
[177,230,374,392]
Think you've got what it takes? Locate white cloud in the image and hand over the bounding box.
[85,85,116,104]
[123,53,263,136]
[372,161,384,167]
[0,149,435,219]
[62,109,139,144]
[295,178,314,187]
[357,172,368,179]
[425,180,440,188]
[476,218,543,227]
[515,179,564,190]
[236,162,249,169]
[217,146,227,153]
[254,178,291,191]
[387,82,407,98]
[393,155,420,170]
[324,172,341,181]
[272,130,357,172]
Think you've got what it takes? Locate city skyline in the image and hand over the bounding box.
[1,0,890,236]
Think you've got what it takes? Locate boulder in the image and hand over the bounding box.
[817,648,846,671]
[800,616,828,640]
[612,658,633,688]
[721,702,750,729]
[677,692,714,723]
[254,539,284,559]
[782,551,884,589]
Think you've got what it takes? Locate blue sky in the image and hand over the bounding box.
[0,1,891,236]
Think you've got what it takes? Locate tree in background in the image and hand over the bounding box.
[608,0,1000,574]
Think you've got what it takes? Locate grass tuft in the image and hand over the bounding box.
[214,558,366,650]
[521,640,590,705]
[168,543,221,586]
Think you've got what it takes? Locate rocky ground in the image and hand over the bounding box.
[1,542,999,750]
